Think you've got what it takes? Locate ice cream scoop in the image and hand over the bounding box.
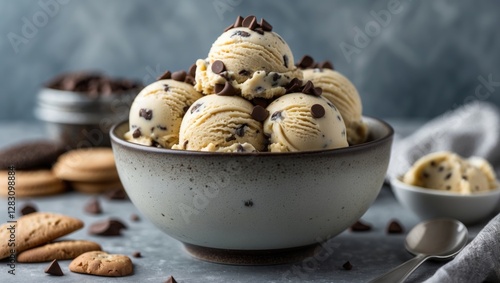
[195,15,302,100]
[403,151,497,194]
[125,78,202,148]
[263,92,349,152]
[173,94,266,152]
[302,67,367,145]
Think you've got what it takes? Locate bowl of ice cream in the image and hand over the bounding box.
[391,152,500,225]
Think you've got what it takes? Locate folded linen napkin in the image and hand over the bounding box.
[387,101,500,179]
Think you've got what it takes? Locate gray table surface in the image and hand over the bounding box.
[0,120,490,283]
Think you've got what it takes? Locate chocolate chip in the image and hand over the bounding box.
[244,200,253,207]
[242,15,257,29]
[254,27,264,35]
[302,80,314,94]
[319,61,334,69]
[251,105,269,122]
[232,30,251,37]
[163,84,169,92]
[44,259,64,276]
[259,18,272,31]
[430,161,437,167]
[106,188,128,200]
[311,104,325,119]
[271,111,283,121]
[272,73,281,82]
[387,220,404,234]
[89,218,127,236]
[214,83,225,94]
[157,125,167,131]
[20,203,37,215]
[438,166,444,172]
[157,70,171,80]
[350,220,372,232]
[235,124,247,137]
[252,97,271,108]
[223,24,234,32]
[211,60,226,74]
[225,135,236,142]
[188,64,197,77]
[184,75,195,85]
[130,214,140,221]
[234,15,244,28]
[445,172,452,180]
[283,54,289,68]
[342,261,353,270]
[132,128,141,138]
[285,78,302,94]
[297,55,315,69]
[191,103,203,114]
[132,251,142,258]
[84,197,102,215]
[239,69,251,76]
[216,81,237,96]
[422,172,430,178]
[171,71,187,82]
[165,276,178,283]
[312,87,322,96]
[139,108,153,120]
[462,175,468,180]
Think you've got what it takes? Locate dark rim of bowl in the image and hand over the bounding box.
[110,116,394,157]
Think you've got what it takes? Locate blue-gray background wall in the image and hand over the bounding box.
[1,0,499,121]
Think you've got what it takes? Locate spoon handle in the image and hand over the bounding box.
[369,254,429,283]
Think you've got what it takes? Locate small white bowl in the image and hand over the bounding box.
[391,176,500,225]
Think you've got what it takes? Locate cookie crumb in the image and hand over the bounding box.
[44,259,64,276]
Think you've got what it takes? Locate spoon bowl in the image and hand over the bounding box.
[370,218,468,283]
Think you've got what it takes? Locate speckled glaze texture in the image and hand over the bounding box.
[110,117,393,251]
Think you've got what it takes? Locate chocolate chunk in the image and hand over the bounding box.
[285,78,302,94]
[242,15,257,30]
[132,128,141,138]
[350,220,372,232]
[130,214,140,221]
[312,87,323,96]
[235,124,247,137]
[232,30,251,37]
[44,259,64,276]
[211,60,226,74]
[259,18,272,31]
[165,276,178,283]
[89,218,127,236]
[139,108,153,120]
[302,80,314,94]
[106,188,128,200]
[157,125,167,131]
[283,55,289,68]
[157,70,172,80]
[234,15,244,28]
[319,61,334,69]
[251,105,269,122]
[132,251,142,258]
[84,197,102,215]
[387,220,404,234]
[214,83,225,94]
[171,70,187,82]
[342,261,353,270]
[254,27,264,35]
[20,203,37,215]
[297,55,315,69]
[252,97,271,108]
[188,64,197,77]
[311,104,326,118]
[216,81,237,96]
[271,111,283,121]
[244,200,253,207]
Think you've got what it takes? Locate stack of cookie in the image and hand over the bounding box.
[53,148,123,194]
[0,141,67,197]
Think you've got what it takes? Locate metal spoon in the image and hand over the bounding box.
[369,218,468,283]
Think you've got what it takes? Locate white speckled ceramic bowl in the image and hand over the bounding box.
[110,117,393,264]
[391,176,500,225]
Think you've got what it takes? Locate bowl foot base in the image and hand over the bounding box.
[183,243,319,265]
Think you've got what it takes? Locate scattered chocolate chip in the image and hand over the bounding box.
[252,97,271,108]
[130,214,140,221]
[84,197,102,215]
[387,220,404,234]
[234,15,244,28]
[211,60,226,74]
[106,188,128,200]
[214,83,225,94]
[232,30,251,37]
[139,108,153,120]
[132,128,141,138]
[350,220,372,232]
[216,81,237,96]
[89,218,127,236]
[297,55,315,69]
[235,124,247,137]
[251,105,269,122]
[171,71,187,82]
[318,61,334,69]
[242,15,257,29]
[132,251,142,258]
[223,23,234,32]
[46,71,141,95]
[445,172,452,180]
[244,200,253,207]
[239,69,251,76]
[302,80,314,94]
[311,104,326,118]
[225,135,236,142]
[342,261,353,270]
[165,275,178,283]
[254,27,264,35]
[272,73,281,82]
[162,84,169,92]
[285,78,303,94]
[44,259,64,276]
[184,75,195,85]
[157,70,172,80]
[190,103,203,114]
[188,64,197,77]
[259,18,272,31]
[271,110,283,121]
[20,203,37,215]
[312,87,322,96]
[283,54,289,68]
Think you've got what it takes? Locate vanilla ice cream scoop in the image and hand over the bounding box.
[125,78,202,148]
[195,15,302,100]
[263,92,349,152]
[302,67,367,145]
[173,94,266,152]
[403,151,497,194]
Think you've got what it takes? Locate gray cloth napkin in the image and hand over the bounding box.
[387,101,500,282]
[387,101,500,179]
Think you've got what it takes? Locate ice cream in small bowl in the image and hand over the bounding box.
[391,152,500,225]
[110,15,394,264]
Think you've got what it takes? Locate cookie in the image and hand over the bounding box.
[0,140,66,170]
[0,212,84,260]
[0,170,66,197]
[71,178,123,194]
[69,251,133,277]
[53,148,119,182]
[17,240,102,262]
